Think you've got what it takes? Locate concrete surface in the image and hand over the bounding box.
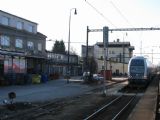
[0,77,93,104]
[0,76,127,104]
[127,78,158,120]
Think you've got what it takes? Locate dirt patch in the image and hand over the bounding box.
[36,93,114,120]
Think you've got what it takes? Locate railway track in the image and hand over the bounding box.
[1,99,65,120]
[83,94,139,120]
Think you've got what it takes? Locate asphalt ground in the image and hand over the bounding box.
[0,77,127,104]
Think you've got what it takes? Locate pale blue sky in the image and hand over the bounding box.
[0,0,160,64]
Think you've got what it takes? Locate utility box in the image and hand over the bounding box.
[101,70,112,80]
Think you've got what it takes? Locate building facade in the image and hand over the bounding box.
[46,51,79,76]
[81,45,94,72]
[82,40,134,75]
[0,10,46,84]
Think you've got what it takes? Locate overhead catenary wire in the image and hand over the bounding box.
[109,1,133,27]
[85,0,131,40]
[85,0,117,28]
[85,0,160,64]
[108,0,152,56]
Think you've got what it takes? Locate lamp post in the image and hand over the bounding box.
[67,8,77,83]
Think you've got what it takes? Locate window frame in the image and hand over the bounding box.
[16,21,23,30]
[38,43,42,51]
[0,35,10,47]
[15,38,23,49]
[28,24,33,32]
[2,16,9,26]
[27,41,34,50]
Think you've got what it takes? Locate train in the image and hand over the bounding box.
[128,56,156,85]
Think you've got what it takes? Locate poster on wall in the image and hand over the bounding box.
[4,56,26,74]
[4,59,8,73]
[13,57,20,73]
[4,56,12,73]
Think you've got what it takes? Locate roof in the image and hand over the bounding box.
[96,41,131,47]
[0,24,46,38]
[0,10,38,25]
[82,45,94,48]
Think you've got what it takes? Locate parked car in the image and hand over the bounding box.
[92,74,104,82]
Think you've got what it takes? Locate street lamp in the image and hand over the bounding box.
[67,8,77,83]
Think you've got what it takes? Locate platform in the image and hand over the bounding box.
[127,77,158,120]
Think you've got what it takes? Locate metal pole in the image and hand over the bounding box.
[67,8,77,83]
[123,36,124,76]
[67,10,71,83]
[152,49,153,63]
[123,32,127,76]
[103,26,109,96]
[86,26,89,72]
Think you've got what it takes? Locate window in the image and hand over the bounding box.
[38,43,42,51]
[0,35,10,46]
[16,21,23,30]
[102,66,104,70]
[15,38,23,48]
[131,59,144,66]
[28,24,33,32]
[116,58,118,62]
[58,55,61,60]
[100,56,103,60]
[27,41,34,50]
[2,16,9,26]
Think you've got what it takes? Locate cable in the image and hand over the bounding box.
[109,1,133,27]
[85,0,117,28]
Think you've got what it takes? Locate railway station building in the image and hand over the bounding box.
[46,51,79,77]
[82,39,135,76]
[0,10,47,85]
[0,10,80,85]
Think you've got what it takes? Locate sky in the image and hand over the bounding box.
[1,0,160,64]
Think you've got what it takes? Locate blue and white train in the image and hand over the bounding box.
[128,56,156,85]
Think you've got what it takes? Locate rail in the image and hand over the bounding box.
[112,95,136,120]
[83,95,123,120]
[83,95,136,120]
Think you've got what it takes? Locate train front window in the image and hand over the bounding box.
[131,59,144,66]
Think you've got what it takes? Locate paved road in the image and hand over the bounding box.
[0,78,94,104]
